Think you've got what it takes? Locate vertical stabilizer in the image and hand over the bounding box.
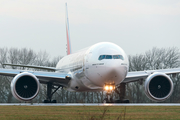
[65,3,72,55]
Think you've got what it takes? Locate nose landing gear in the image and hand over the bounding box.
[103,92,114,103]
[103,83,130,103]
[103,83,115,103]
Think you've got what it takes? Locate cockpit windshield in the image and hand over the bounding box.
[113,55,123,59]
[105,55,112,59]
[98,55,105,60]
[98,55,124,60]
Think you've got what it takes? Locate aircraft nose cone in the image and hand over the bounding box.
[96,60,127,86]
[105,61,122,80]
[84,60,128,88]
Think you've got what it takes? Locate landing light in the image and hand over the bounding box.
[105,86,109,90]
[104,84,115,91]
[110,86,113,90]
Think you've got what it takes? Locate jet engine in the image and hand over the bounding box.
[144,72,173,102]
[11,72,40,101]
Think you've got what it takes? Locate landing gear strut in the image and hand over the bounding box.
[43,82,61,103]
[115,83,129,103]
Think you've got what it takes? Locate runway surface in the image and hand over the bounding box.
[0,103,180,106]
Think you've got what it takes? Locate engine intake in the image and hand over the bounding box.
[11,72,40,101]
[145,72,173,102]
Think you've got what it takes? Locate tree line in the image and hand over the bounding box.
[0,47,179,103]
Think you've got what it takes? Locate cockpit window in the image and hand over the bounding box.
[105,55,112,59]
[113,55,119,59]
[98,55,106,60]
[113,55,124,60]
[98,55,124,60]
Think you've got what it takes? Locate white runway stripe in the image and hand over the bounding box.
[0,103,180,106]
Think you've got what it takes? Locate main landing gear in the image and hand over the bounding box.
[103,83,129,103]
[43,82,62,103]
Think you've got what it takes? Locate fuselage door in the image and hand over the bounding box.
[84,52,93,75]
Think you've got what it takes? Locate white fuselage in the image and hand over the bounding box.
[56,42,129,92]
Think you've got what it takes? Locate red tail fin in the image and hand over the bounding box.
[65,3,72,55]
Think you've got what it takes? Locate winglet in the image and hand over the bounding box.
[65,3,72,55]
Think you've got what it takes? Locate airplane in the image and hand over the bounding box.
[1,3,180,103]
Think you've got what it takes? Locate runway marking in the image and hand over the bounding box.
[0,103,180,106]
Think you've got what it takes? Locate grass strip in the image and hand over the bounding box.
[0,106,179,120]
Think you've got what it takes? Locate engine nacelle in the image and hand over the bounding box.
[11,72,40,101]
[144,72,173,102]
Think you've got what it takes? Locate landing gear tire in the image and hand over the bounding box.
[43,100,57,103]
[103,98,114,103]
[103,98,108,103]
[114,99,129,103]
[123,99,129,103]
[43,100,50,103]
[51,100,57,103]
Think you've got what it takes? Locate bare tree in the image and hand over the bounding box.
[18,48,36,65]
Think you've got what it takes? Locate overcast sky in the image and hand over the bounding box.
[0,0,180,58]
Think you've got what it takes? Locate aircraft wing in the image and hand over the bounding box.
[123,68,180,83]
[0,68,70,86]
[3,63,58,71]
